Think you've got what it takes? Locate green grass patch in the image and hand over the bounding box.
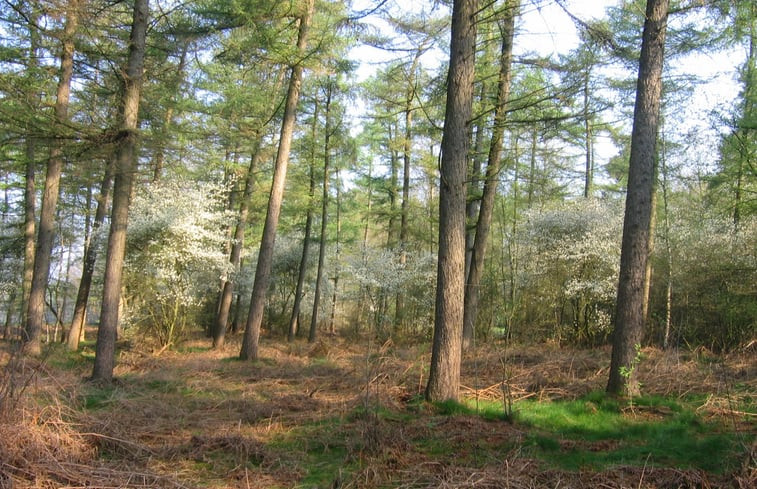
[269,415,356,488]
[433,398,513,421]
[43,344,95,371]
[512,393,747,472]
[79,383,121,410]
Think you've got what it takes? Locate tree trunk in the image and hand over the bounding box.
[395,51,422,332]
[328,164,342,335]
[462,0,517,348]
[426,0,477,402]
[288,101,319,342]
[309,81,333,343]
[240,0,314,360]
[91,0,149,382]
[213,143,261,348]
[22,13,40,330]
[607,0,669,397]
[660,132,673,349]
[68,160,114,350]
[583,70,594,198]
[152,43,188,183]
[24,0,79,355]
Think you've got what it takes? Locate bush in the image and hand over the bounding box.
[123,178,232,349]
[513,199,622,345]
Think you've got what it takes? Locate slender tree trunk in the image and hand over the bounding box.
[660,132,673,349]
[289,101,319,342]
[91,0,149,382]
[152,43,188,183]
[607,0,669,397]
[213,143,261,347]
[466,82,488,283]
[462,0,517,348]
[240,0,314,360]
[734,8,755,227]
[387,121,400,248]
[309,82,333,343]
[527,127,537,208]
[68,161,114,350]
[583,70,594,198]
[25,0,80,355]
[329,165,341,335]
[426,0,477,402]
[395,51,422,332]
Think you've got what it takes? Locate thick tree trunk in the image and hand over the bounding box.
[309,82,333,343]
[240,0,314,360]
[607,0,669,397]
[25,0,79,355]
[68,160,114,350]
[462,0,517,349]
[426,0,477,402]
[91,0,149,382]
[21,9,41,331]
[213,144,261,348]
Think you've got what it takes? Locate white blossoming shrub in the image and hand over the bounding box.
[124,178,233,349]
[662,213,756,351]
[345,246,436,338]
[514,199,622,345]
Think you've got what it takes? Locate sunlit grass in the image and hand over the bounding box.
[509,392,747,472]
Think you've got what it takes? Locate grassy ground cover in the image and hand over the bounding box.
[1,333,754,488]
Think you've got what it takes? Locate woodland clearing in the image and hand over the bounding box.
[1,332,755,488]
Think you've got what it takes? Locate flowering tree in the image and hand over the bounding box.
[346,247,436,338]
[515,199,622,345]
[123,178,232,349]
[664,211,756,351]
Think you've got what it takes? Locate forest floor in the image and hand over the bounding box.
[0,331,755,488]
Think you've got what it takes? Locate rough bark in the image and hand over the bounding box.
[22,14,40,330]
[607,0,669,397]
[91,0,149,382]
[25,0,79,355]
[462,0,517,348]
[426,0,477,402]
[240,0,314,360]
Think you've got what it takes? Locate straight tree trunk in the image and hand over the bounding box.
[426,0,477,402]
[607,0,669,397]
[386,121,400,248]
[462,0,517,348]
[68,160,114,350]
[395,51,422,331]
[25,0,80,355]
[213,143,261,348]
[240,0,314,360]
[288,101,319,342]
[583,71,594,198]
[309,82,333,343]
[152,43,188,182]
[328,164,342,334]
[22,13,41,330]
[91,0,149,382]
[466,82,488,283]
